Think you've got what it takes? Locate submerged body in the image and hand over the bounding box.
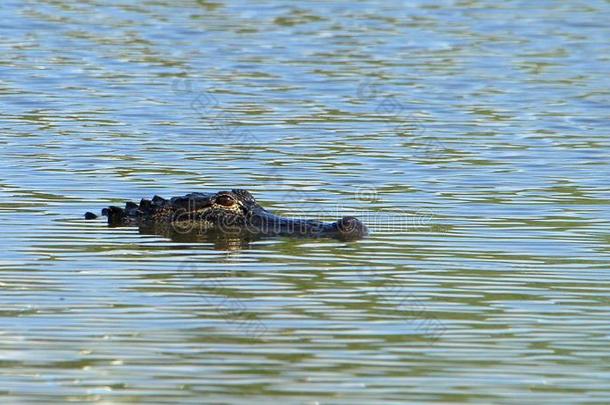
[86,189,368,240]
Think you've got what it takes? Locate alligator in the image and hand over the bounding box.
[85,189,368,241]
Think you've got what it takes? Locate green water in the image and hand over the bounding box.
[1,0,609,402]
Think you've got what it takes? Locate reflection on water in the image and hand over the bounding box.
[137,222,258,250]
[1,0,610,402]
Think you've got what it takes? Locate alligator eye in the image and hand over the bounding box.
[216,195,236,207]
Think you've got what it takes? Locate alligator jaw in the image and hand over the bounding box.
[246,210,368,240]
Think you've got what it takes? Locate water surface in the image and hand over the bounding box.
[1,0,609,402]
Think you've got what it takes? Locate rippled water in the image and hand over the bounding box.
[1,0,609,402]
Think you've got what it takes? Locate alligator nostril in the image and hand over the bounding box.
[336,216,368,240]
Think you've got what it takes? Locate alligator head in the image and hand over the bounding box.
[85,189,368,241]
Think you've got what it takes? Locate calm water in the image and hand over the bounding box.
[1,0,609,402]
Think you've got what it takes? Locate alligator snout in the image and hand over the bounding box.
[335,216,369,240]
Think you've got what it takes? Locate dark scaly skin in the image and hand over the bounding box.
[85,189,368,240]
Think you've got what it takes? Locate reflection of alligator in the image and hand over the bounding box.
[85,189,368,240]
